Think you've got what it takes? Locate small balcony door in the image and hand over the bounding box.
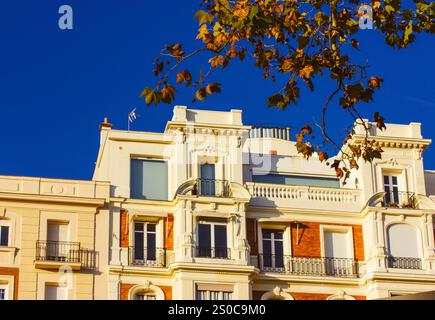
[197,222,228,258]
[262,230,284,270]
[46,222,69,261]
[384,175,399,205]
[200,163,216,196]
[324,231,352,275]
[134,222,156,263]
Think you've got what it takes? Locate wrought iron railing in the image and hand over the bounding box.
[195,246,231,259]
[36,240,81,263]
[249,126,291,141]
[387,256,422,269]
[193,179,231,197]
[382,191,417,209]
[258,254,358,278]
[128,247,168,267]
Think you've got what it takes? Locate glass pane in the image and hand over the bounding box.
[0,289,5,300]
[147,224,156,233]
[0,226,9,246]
[134,231,144,260]
[392,176,398,185]
[262,230,271,239]
[131,159,168,200]
[274,241,284,268]
[200,164,215,196]
[262,239,272,267]
[383,175,389,185]
[385,186,391,204]
[135,223,144,232]
[147,233,156,260]
[214,225,227,258]
[392,187,399,203]
[198,224,211,257]
[274,232,283,240]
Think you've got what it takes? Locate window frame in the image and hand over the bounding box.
[0,284,8,300]
[130,158,169,200]
[319,225,354,259]
[262,229,284,269]
[196,220,229,253]
[0,225,10,247]
[133,221,158,262]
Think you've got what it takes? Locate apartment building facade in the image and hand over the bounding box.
[1,105,435,300]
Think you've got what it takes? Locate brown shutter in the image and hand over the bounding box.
[246,218,258,255]
[120,210,129,248]
[164,214,174,251]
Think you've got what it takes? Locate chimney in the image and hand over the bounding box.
[99,117,112,145]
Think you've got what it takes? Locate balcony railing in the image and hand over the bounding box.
[258,254,358,278]
[193,179,231,197]
[249,126,291,141]
[194,246,231,259]
[36,240,81,263]
[382,191,417,209]
[128,247,169,267]
[387,256,422,270]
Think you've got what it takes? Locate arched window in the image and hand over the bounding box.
[129,284,165,300]
[387,223,421,269]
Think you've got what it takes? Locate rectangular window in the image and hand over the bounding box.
[262,230,284,269]
[131,159,168,200]
[196,290,233,300]
[46,222,69,261]
[200,163,216,196]
[252,174,340,188]
[0,226,9,246]
[197,222,228,258]
[134,222,157,262]
[0,287,6,300]
[44,285,67,300]
[323,230,352,276]
[384,175,399,205]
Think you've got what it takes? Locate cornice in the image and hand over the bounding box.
[0,192,106,207]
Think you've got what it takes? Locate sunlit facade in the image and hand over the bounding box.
[1,106,435,300]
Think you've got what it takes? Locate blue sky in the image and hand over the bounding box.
[0,1,434,180]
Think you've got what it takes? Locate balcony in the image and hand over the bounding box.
[128,247,171,268]
[382,191,417,209]
[257,254,358,278]
[246,182,361,212]
[35,240,82,270]
[387,256,422,270]
[193,179,231,197]
[249,126,291,141]
[194,246,231,259]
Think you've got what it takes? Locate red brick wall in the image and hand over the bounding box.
[120,283,172,300]
[291,222,365,260]
[161,286,172,300]
[0,267,19,300]
[164,214,174,251]
[246,218,258,255]
[120,210,129,248]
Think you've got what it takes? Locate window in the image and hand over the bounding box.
[252,174,340,188]
[45,284,67,300]
[131,159,168,200]
[384,175,399,205]
[197,221,228,258]
[262,230,284,270]
[133,222,157,262]
[199,163,216,196]
[387,224,421,269]
[135,293,157,300]
[323,229,353,276]
[0,285,7,300]
[46,221,69,261]
[196,290,232,300]
[0,226,9,246]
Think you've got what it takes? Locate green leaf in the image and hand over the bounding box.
[194,10,214,25]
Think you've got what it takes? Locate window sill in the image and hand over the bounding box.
[34,260,82,271]
[0,246,16,253]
